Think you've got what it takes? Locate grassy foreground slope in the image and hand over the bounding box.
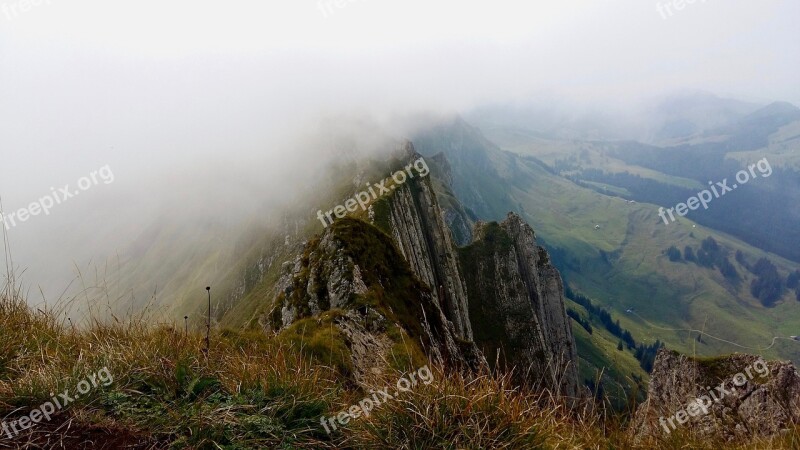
[5,286,800,448]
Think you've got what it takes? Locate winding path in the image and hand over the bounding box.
[631,311,797,351]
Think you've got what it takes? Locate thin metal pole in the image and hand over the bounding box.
[205,286,211,355]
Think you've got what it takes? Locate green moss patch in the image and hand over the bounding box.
[277,310,353,377]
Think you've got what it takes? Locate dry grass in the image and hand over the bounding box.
[2,284,800,449]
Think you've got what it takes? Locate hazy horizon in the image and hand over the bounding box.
[1,0,798,306]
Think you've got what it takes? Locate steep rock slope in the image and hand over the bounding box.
[633,349,800,440]
[376,143,473,342]
[373,145,578,395]
[459,214,580,397]
[264,218,474,382]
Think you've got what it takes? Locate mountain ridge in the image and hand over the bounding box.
[230,143,581,396]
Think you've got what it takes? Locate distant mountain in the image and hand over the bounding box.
[715,101,800,147]
[466,91,763,144]
[466,101,636,141]
[740,101,800,122]
[642,91,761,143]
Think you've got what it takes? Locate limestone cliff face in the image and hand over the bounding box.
[261,142,579,397]
[458,213,579,397]
[382,145,473,342]
[373,144,577,396]
[633,349,800,441]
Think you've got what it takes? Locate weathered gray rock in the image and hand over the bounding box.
[633,349,800,441]
[264,213,476,377]
[334,308,393,386]
[386,157,473,340]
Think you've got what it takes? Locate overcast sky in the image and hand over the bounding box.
[1,0,798,301]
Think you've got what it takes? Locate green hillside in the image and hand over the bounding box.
[566,298,649,411]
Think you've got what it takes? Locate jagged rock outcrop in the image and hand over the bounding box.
[261,141,579,398]
[265,217,476,381]
[459,213,580,398]
[376,145,577,396]
[633,349,800,441]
